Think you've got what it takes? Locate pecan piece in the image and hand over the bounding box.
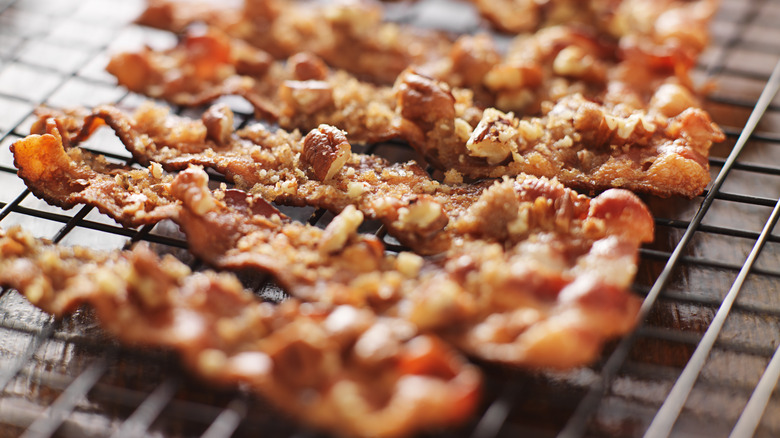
[288,52,329,81]
[202,103,234,146]
[466,108,519,165]
[395,70,456,128]
[302,125,352,181]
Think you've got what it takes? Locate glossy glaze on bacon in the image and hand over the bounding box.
[1,0,730,435]
[105,22,723,197]
[395,69,723,198]
[106,26,490,146]
[11,117,178,227]
[106,28,410,145]
[169,165,651,369]
[0,225,481,438]
[136,0,453,84]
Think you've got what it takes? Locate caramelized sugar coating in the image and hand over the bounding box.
[170,166,651,369]
[0,226,480,437]
[136,0,452,84]
[107,28,404,144]
[22,104,482,253]
[395,70,723,198]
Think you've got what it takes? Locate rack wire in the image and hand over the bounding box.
[1,0,780,437]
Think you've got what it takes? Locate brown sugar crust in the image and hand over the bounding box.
[395,70,724,198]
[136,0,453,84]
[107,28,404,145]
[11,117,178,227]
[0,226,481,438]
[22,104,482,254]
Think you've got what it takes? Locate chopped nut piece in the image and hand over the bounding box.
[553,46,589,77]
[150,161,163,179]
[395,70,456,128]
[319,205,364,254]
[302,125,352,181]
[288,52,329,81]
[397,197,448,233]
[202,103,234,146]
[396,252,424,278]
[650,83,697,117]
[280,80,334,115]
[466,108,518,165]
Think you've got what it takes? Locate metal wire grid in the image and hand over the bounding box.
[0,0,778,437]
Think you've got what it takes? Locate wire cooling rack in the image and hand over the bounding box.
[1,0,780,437]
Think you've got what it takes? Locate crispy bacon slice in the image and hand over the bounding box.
[124,0,718,111]
[107,28,407,144]
[0,225,481,437]
[10,118,177,227]
[136,0,453,84]
[23,101,686,252]
[395,70,724,197]
[22,104,483,253]
[169,165,652,368]
[106,28,281,121]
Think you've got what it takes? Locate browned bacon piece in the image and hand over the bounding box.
[22,104,484,253]
[136,0,453,84]
[106,27,281,120]
[107,28,412,144]
[126,0,718,112]
[168,165,652,368]
[395,70,724,198]
[11,117,177,227]
[24,101,688,254]
[0,225,481,438]
[434,23,712,119]
[465,0,721,107]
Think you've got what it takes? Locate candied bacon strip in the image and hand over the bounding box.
[123,1,718,114]
[104,23,724,198]
[136,0,453,84]
[24,104,485,254]
[107,28,408,144]
[395,70,724,197]
[11,118,177,227]
[0,225,481,437]
[438,24,710,118]
[169,166,652,369]
[469,0,719,59]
